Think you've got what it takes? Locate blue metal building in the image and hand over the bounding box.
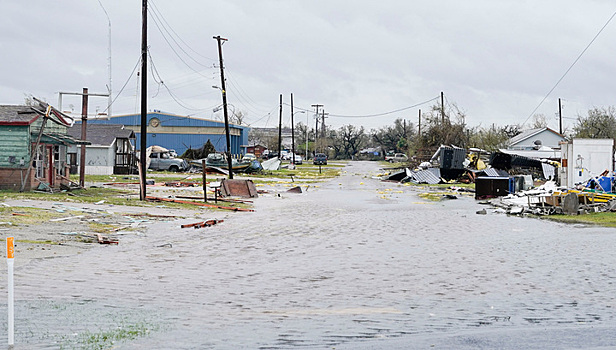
[83,112,249,157]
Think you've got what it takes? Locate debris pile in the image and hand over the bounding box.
[489,180,616,216]
[382,142,616,218]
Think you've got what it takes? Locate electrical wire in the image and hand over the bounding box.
[99,55,141,114]
[148,0,217,63]
[147,3,213,79]
[148,50,211,112]
[285,96,439,118]
[522,9,616,126]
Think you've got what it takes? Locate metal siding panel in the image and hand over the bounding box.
[0,126,30,167]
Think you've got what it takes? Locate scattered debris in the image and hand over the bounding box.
[262,157,282,171]
[95,233,118,245]
[286,186,303,193]
[220,179,259,198]
[146,196,254,212]
[181,219,224,229]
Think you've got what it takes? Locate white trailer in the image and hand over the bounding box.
[559,138,614,188]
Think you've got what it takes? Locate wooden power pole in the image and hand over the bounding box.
[79,87,88,188]
[214,35,233,179]
[558,98,563,135]
[440,91,445,124]
[139,0,148,200]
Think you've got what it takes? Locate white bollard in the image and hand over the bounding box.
[7,237,14,346]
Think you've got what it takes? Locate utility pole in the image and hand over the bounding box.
[418,109,422,136]
[290,93,295,166]
[214,35,233,179]
[321,110,328,138]
[139,0,148,200]
[558,98,563,135]
[311,104,322,155]
[278,94,283,158]
[440,91,445,124]
[79,88,88,188]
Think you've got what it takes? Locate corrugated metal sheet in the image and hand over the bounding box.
[483,168,510,177]
[542,163,555,180]
[408,168,441,184]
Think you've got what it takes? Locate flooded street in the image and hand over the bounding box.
[2,161,616,349]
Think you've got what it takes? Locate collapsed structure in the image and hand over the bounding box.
[383,139,616,216]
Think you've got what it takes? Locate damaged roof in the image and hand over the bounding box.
[0,105,40,125]
[67,124,135,146]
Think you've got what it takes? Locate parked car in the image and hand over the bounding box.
[385,153,409,163]
[242,153,257,162]
[148,147,189,172]
[313,153,327,165]
[262,151,279,160]
[292,154,303,165]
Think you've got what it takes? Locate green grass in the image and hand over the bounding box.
[0,206,67,224]
[17,239,58,245]
[61,321,159,350]
[0,187,245,211]
[544,212,616,227]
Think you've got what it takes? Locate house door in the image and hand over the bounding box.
[47,145,54,187]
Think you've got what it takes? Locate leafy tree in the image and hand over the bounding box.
[468,124,510,151]
[371,118,415,153]
[249,128,280,150]
[572,107,616,139]
[331,125,367,159]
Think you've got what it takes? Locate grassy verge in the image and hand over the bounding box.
[0,206,69,224]
[543,212,616,227]
[0,187,250,211]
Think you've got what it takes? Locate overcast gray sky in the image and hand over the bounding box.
[1,1,615,131]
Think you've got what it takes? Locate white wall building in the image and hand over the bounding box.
[559,138,615,188]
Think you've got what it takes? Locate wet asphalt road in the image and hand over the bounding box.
[2,161,616,349]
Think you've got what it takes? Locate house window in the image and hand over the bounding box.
[54,145,67,176]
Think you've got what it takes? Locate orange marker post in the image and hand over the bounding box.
[7,237,14,346]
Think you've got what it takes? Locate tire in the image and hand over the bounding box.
[168,165,179,172]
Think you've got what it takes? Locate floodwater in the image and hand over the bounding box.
[1,161,616,349]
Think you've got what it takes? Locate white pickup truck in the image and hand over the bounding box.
[147,146,189,172]
[385,153,409,163]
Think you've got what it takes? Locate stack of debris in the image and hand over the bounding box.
[489,180,616,216]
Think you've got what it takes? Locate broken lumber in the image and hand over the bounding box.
[146,196,254,212]
[181,219,224,229]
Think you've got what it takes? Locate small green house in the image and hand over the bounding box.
[0,103,87,191]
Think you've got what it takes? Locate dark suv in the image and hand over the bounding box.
[313,153,327,165]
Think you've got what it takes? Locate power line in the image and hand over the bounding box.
[147,0,216,63]
[147,4,213,79]
[285,96,439,118]
[100,55,142,114]
[148,50,212,112]
[522,9,616,126]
